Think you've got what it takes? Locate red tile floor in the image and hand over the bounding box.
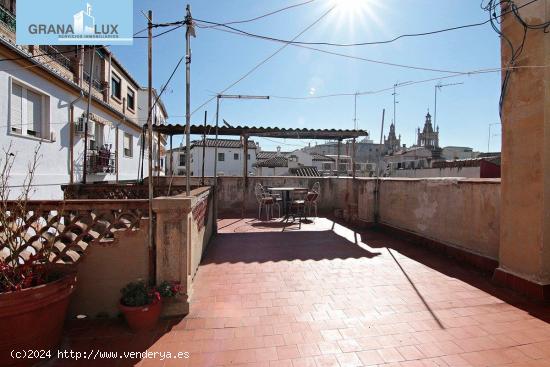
[54,218,550,367]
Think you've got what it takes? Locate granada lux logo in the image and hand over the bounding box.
[28,2,119,37]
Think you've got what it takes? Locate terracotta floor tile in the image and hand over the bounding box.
[58,219,550,367]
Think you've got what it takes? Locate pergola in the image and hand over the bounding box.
[154,123,368,179]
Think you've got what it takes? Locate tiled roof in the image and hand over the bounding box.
[257,151,290,160]
[432,156,501,169]
[192,139,257,149]
[154,124,368,139]
[256,156,288,168]
[290,167,321,177]
[311,153,334,162]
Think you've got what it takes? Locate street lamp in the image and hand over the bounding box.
[214,94,270,177]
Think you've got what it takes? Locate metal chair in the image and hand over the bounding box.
[255,184,279,221]
[305,182,320,218]
[261,184,281,218]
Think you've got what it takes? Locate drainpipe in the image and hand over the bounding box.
[69,91,85,184]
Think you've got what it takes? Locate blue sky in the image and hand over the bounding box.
[112,0,503,153]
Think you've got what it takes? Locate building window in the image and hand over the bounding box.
[90,123,104,150]
[247,154,251,160]
[234,153,239,160]
[10,81,49,139]
[179,153,186,166]
[127,88,135,111]
[111,73,121,100]
[218,153,225,162]
[123,133,133,157]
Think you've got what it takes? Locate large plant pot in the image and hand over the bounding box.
[0,274,77,367]
[119,299,162,333]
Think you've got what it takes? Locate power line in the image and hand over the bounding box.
[201,25,466,74]
[193,0,541,47]
[199,0,317,28]
[191,4,338,116]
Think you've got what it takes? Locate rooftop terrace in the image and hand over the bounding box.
[56,217,550,367]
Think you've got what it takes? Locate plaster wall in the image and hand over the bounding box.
[499,0,550,285]
[378,178,501,261]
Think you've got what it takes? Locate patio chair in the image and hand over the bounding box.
[287,190,306,228]
[305,182,320,218]
[261,184,282,218]
[255,184,279,221]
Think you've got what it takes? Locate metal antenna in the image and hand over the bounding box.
[434,81,463,131]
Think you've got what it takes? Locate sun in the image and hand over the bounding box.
[329,0,384,33]
[334,0,365,13]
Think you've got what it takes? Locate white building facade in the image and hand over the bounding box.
[166,139,257,177]
[0,7,166,198]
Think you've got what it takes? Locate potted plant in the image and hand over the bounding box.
[119,280,180,332]
[0,144,82,367]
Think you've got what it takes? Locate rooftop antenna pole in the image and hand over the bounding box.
[185,4,195,196]
[434,81,463,131]
[377,109,385,178]
[146,10,155,283]
[353,92,358,130]
[213,94,269,178]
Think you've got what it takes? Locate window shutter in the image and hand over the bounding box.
[10,84,23,133]
[26,89,42,136]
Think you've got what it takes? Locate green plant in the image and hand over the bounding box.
[120,280,180,307]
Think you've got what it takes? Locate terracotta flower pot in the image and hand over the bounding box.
[119,299,162,333]
[0,274,77,367]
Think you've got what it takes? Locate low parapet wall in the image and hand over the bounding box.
[377,178,501,266]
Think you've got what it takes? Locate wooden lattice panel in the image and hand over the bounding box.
[0,201,148,266]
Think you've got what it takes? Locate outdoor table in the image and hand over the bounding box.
[267,187,309,218]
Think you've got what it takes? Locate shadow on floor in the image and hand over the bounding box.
[359,225,550,324]
[202,229,381,264]
[46,317,183,367]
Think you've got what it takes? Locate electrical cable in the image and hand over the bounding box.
[193,0,541,48]
[200,25,467,74]
[199,0,317,28]
[191,5,338,116]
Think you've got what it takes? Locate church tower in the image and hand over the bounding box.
[384,121,402,153]
[417,111,439,148]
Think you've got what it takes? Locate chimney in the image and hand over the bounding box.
[276,146,281,155]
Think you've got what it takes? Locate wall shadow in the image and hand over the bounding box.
[360,226,550,323]
[202,229,380,264]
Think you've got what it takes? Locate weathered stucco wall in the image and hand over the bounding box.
[68,219,149,318]
[378,178,501,260]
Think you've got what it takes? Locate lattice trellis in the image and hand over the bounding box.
[0,201,147,266]
[62,184,189,200]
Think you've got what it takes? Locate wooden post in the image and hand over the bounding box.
[69,105,74,184]
[201,111,207,186]
[352,138,356,179]
[147,10,155,284]
[336,139,341,177]
[242,135,249,218]
[169,135,173,176]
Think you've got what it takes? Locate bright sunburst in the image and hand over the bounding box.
[329,0,385,34]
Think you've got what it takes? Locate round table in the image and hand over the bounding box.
[267,187,309,217]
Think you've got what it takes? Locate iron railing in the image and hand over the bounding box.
[87,147,115,174]
[38,45,73,71]
[83,71,104,92]
[0,4,15,32]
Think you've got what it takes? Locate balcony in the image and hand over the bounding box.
[0,4,15,32]
[38,45,73,71]
[83,70,104,92]
[86,146,115,175]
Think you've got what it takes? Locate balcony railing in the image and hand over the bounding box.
[83,71,104,92]
[0,5,15,32]
[87,146,115,175]
[38,45,73,71]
